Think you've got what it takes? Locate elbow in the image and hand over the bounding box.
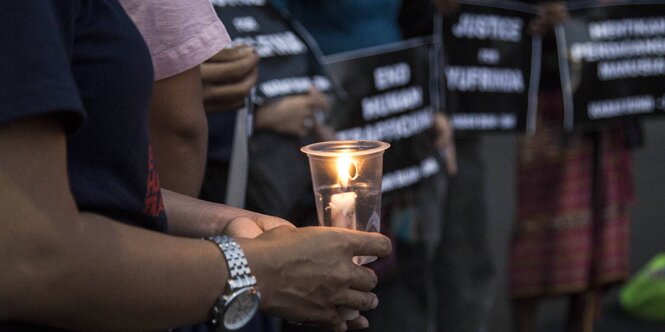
[0,221,80,322]
[149,105,209,156]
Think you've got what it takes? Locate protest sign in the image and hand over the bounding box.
[211,0,332,104]
[324,39,440,193]
[437,0,540,132]
[556,0,665,130]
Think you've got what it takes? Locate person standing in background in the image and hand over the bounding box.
[400,1,497,331]
[509,2,638,332]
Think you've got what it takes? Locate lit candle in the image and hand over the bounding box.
[329,153,360,320]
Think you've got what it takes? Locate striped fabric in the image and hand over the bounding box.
[509,90,635,298]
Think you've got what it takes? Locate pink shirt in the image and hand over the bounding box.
[119,0,231,80]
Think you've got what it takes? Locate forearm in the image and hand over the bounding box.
[149,66,208,197]
[0,180,225,330]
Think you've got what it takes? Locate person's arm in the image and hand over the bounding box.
[0,116,226,330]
[149,65,208,197]
[0,117,392,330]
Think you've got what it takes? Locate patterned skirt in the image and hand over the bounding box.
[509,90,635,298]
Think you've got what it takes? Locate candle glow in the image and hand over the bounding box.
[336,153,358,188]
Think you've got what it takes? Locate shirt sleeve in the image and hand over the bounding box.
[0,1,85,133]
[119,0,231,81]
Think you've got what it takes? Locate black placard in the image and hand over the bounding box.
[211,0,332,104]
[556,0,665,130]
[438,0,540,132]
[324,38,440,193]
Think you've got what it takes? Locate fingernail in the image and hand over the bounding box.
[371,296,379,309]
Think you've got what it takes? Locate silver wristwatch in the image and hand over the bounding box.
[206,235,260,331]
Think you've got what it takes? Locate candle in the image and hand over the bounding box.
[331,154,360,320]
[330,191,357,229]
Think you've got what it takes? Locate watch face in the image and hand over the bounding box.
[223,287,260,330]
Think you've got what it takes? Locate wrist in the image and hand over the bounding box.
[205,235,261,331]
[253,106,271,131]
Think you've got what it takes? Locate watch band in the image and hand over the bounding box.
[205,235,259,330]
[212,235,257,291]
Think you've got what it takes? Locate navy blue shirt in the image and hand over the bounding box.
[1,0,166,329]
[0,2,166,329]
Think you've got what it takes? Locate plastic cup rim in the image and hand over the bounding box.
[300,140,390,158]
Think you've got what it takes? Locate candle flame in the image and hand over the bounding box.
[336,154,357,188]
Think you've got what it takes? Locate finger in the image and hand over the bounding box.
[201,51,259,84]
[306,90,330,110]
[347,265,378,291]
[332,322,348,332]
[203,68,258,104]
[292,124,309,137]
[208,45,255,62]
[299,118,314,137]
[309,92,330,110]
[344,230,392,258]
[276,94,312,112]
[346,315,370,330]
[335,290,378,311]
[313,308,346,331]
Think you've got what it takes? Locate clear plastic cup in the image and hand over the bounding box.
[301,140,390,265]
[301,140,389,320]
